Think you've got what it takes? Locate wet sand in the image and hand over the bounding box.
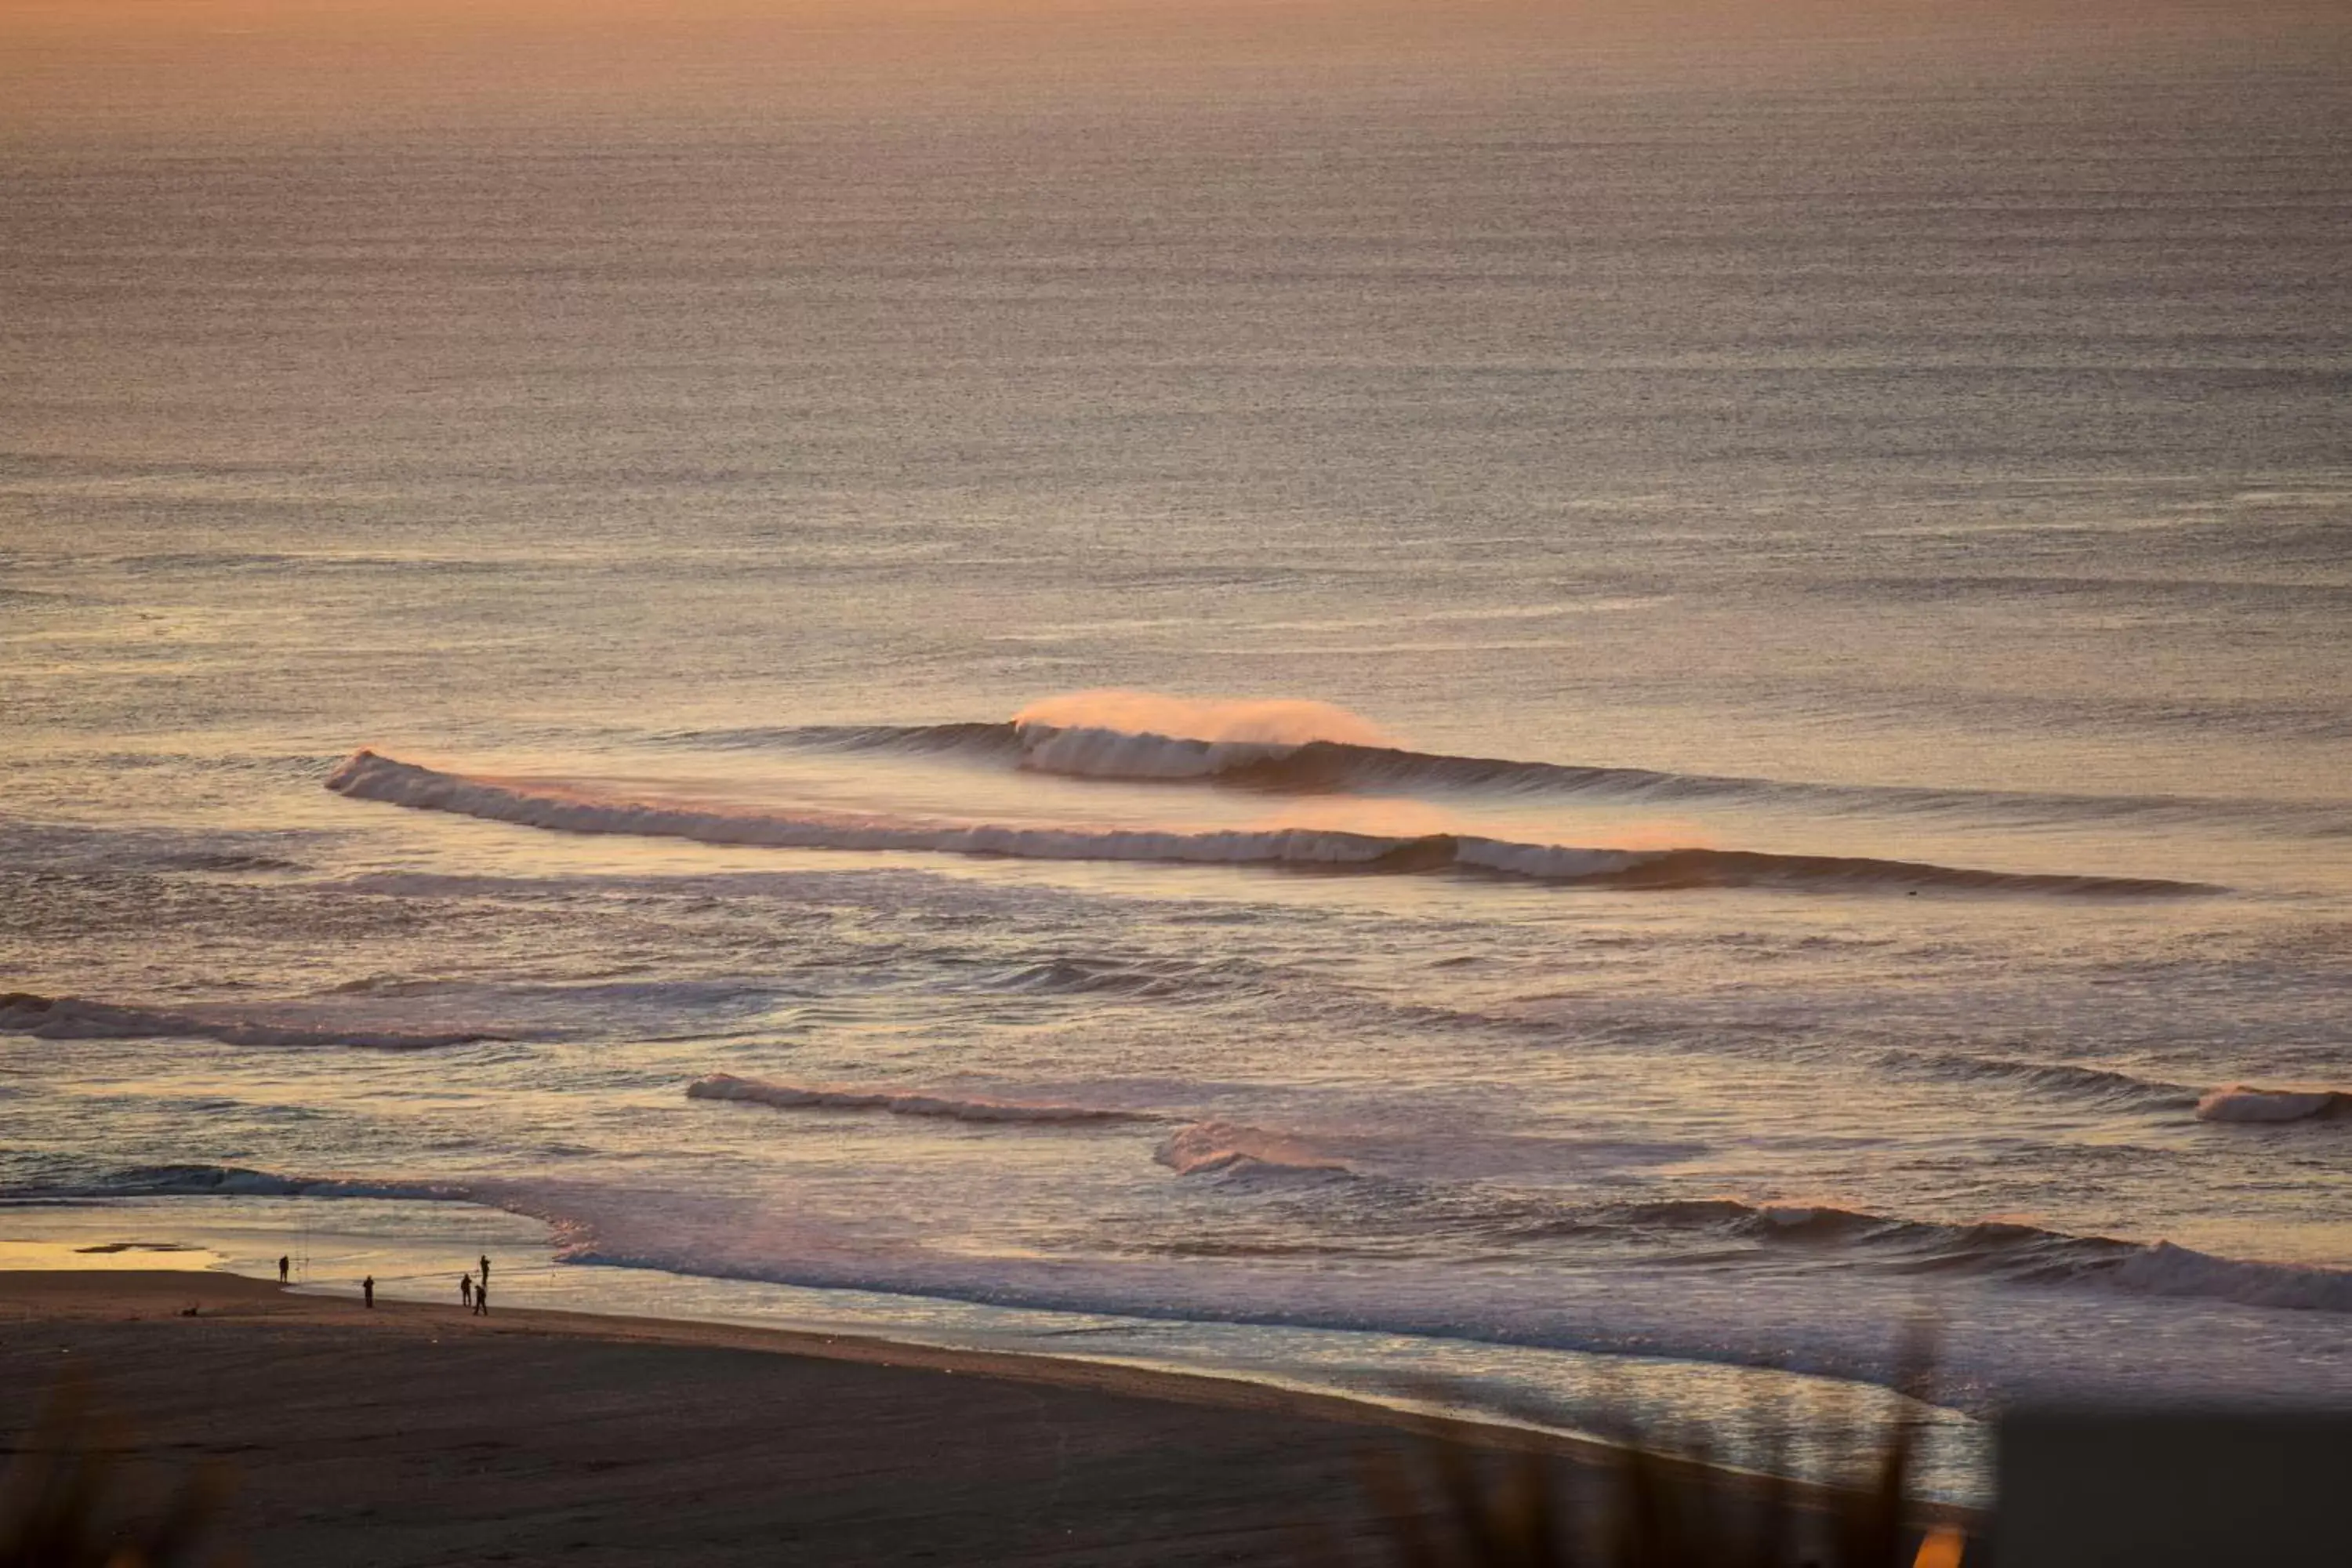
[0,1269,1599,1566]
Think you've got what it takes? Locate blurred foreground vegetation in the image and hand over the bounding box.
[1301,1338,1969,1568]
[0,1375,231,1568]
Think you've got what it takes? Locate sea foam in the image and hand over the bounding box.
[1154,1120,1353,1177]
[2194,1084,2349,1123]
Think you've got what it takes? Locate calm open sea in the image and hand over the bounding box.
[4,2,2347,1492]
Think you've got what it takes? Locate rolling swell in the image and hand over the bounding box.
[325,751,2211,898]
[0,991,503,1051]
[1886,1051,2201,1112]
[29,1163,473,1202]
[2111,1242,2352,1312]
[687,1073,1155,1125]
[689,1083,1367,1184]
[1517,1196,2352,1309]
[1594,1198,2143,1282]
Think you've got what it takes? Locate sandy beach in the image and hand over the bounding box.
[1,1269,1675,1566]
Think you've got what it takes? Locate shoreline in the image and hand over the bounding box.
[1,1270,1980,1540]
[0,1266,1711,1468]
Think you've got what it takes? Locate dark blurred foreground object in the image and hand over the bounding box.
[1298,1374,1970,1568]
[1305,1322,1973,1568]
[1300,1439,1966,1568]
[0,1374,231,1568]
[1996,1410,2352,1568]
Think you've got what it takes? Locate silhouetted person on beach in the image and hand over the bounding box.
[362,1275,375,1308]
[278,1254,289,1284]
[479,1253,490,1285]
[473,1278,488,1316]
[460,1273,474,1308]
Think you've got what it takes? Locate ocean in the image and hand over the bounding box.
[4,1,2347,1500]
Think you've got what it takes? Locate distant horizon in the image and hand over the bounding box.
[9,0,2347,145]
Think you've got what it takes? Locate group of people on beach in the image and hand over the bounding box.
[270,1250,492,1313]
[460,1254,491,1314]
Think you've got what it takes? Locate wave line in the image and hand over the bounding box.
[325,751,2213,898]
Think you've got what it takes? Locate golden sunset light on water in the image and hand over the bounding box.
[5,0,2347,1561]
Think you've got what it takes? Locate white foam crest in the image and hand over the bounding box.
[2110,1242,2352,1312]
[1155,1120,1352,1178]
[1011,690,1397,749]
[1014,724,1301,781]
[2194,1084,2348,1123]
[687,1073,1152,1125]
[0,991,499,1051]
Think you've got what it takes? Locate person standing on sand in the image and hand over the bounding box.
[460,1273,474,1309]
[278,1254,289,1284]
[473,1277,488,1316]
[478,1252,490,1286]
[362,1275,375,1308]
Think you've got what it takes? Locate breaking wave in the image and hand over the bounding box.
[325,751,2211,898]
[1155,1120,1354,1178]
[703,706,2347,836]
[757,717,1858,795]
[2194,1084,2350,1123]
[687,1073,1154,1125]
[0,991,503,1051]
[1014,690,1399,748]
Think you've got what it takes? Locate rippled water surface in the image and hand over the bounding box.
[4,3,2349,1474]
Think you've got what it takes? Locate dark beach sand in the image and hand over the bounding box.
[0,1270,1584,1566]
